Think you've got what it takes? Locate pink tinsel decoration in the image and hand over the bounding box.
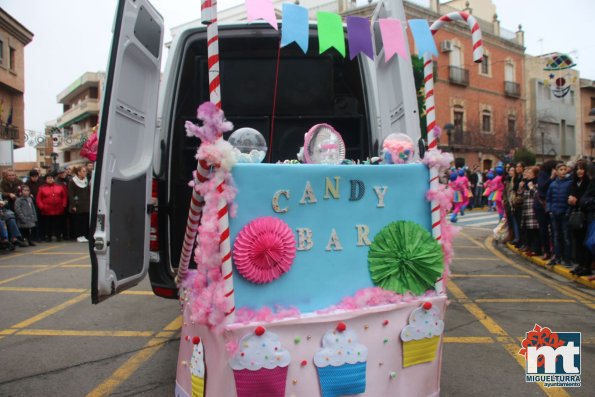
[422,149,454,172]
[426,185,460,275]
[233,217,296,284]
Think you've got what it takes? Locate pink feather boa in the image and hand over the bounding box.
[422,149,454,172]
[426,185,459,275]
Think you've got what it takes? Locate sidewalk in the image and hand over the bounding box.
[505,242,595,289]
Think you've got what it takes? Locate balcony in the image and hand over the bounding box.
[504,81,521,98]
[449,66,469,86]
[0,122,18,140]
[56,98,100,128]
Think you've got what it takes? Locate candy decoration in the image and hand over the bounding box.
[336,322,347,333]
[233,217,296,284]
[255,326,266,336]
[193,336,201,344]
[176,0,224,286]
[423,302,433,310]
[423,12,483,294]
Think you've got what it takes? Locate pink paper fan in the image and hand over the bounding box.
[233,217,296,284]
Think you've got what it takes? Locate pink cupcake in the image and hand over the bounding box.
[229,326,291,397]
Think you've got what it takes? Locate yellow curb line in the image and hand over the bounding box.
[86,316,182,397]
[15,329,155,337]
[505,242,595,290]
[447,280,570,397]
[451,274,531,278]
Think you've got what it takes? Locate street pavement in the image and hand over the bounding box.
[0,223,593,396]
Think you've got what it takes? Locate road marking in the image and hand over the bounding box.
[458,231,485,248]
[16,329,155,337]
[451,274,531,278]
[0,265,49,268]
[31,252,89,255]
[60,264,90,268]
[86,316,182,397]
[443,336,494,343]
[0,255,89,285]
[474,299,576,303]
[482,237,595,310]
[9,293,88,329]
[0,286,87,293]
[121,290,155,296]
[447,280,571,397]
[454,257,501,261]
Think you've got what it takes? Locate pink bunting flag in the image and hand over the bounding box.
[246,0,278,31]
[379,18,408,62]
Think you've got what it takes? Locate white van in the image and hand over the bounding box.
[90,0,422,303]
[91,1,447,396]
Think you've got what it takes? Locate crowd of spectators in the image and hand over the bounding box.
[0,163,93,252]
[449,160,594,277]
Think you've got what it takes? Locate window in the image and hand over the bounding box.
[482,110,491,132]
[481,55,489,75]
[505,62,515,82]
[0,39,3,64]
[9,47,15,70]
[508,117,516,134]
[453,107,464,144]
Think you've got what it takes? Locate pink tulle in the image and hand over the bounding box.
[80,129,98,162]
[234,306,301,324]
[317,287,439,314]
[233,217,296,284]
[422,149,454,172]
[426,185,459,275]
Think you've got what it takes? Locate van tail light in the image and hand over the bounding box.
[152,286,178,298]
[150,178,159,251]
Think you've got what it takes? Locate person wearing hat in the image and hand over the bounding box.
[36,173,67,242]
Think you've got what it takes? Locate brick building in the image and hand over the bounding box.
[0,7,33,157]
[343,0,525,170]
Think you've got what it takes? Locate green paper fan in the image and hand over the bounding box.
[368,221,444,295]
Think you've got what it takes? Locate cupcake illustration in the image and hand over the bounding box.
[229,326,291,397]
[400,302,444,368]
[189,336,205,397]
[314,322,368,397]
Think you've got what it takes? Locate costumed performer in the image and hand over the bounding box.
[448,171,464,223]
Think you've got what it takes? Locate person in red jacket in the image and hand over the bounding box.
[36,173,67,242]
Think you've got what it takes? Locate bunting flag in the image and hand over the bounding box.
[281,3,308,53]
[346,16,373,60]
[379,18,408,62]
[246,0,278,30]
[408,19,438,57]
[317,12,345,57]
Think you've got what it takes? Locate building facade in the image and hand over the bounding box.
[525,54,581,161]
[580,78,595,159]
[0,7,33,157]
[51,71,104,167]
[344,0,525,170]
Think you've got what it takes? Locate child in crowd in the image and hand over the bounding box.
[15,185,38,246]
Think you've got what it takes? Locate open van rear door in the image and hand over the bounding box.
[90,0,163,303]
[370,0,421,151]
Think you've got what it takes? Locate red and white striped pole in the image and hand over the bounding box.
[423,11,482,292]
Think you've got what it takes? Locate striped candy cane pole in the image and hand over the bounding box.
[205,0,221,109]
[176,160,211,285]
[430,12,483,63]
[424,11,483,293]
[216,179,235,319]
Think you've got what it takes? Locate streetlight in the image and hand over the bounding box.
[50,152,59,172]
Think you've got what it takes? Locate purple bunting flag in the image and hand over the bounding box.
[346,16,374,60]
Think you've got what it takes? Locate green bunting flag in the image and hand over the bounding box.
[317,12,345,57]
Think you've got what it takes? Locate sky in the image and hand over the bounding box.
[5,0,595,161]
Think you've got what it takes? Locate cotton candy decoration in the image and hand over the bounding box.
[229,127,268,163]
[233,217,296,284]
[422,149,454,172]
[426,185,459,275]
[303,124,346,164]
[382,133,414,164]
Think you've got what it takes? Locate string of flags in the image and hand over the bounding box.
[245,0,439,61]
